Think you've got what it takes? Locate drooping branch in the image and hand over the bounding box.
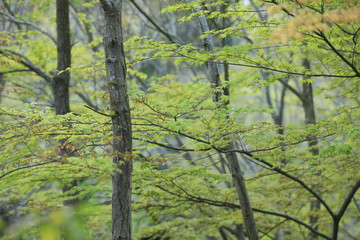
[0,69,31,74]
[173,50,358,78]
[0,160,58,180]
[264,0,360,78]
[234,150,335,218]
[315,31,360,77]
[277,79,303,102]
[134,121,335,219]
[132,137,204,152]
[129,0,176,43]
[84,105,112,117]
[0,10,57,44]
[0,49,52,84]
[151,183,331,240]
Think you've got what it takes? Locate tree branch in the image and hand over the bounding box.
[173,50,358,78]
[129,0,176,43]
[153,184,330,239]
[278,79,303,102]
[234,150,335,218]
[0,49,53,84]
[0,160,58,180]
[0,69,31,74]
[315,31,360,77]
[337,180,360,220]
[84,105,112,117]
[0,10,57,44]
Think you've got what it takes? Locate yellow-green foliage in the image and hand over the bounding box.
[0,0,359,239]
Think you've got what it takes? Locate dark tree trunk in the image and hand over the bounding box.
[53,0,78,206]
[99,1,133,239]
[53,0,71,115]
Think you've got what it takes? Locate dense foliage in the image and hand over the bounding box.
[0,0,359,239]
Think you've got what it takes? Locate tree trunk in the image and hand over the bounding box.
[99,1,133,240]
[301,58,320,239]
[186,1,259,239]
[53,0,79,206]
[53,0,71,115]
[226,148,259,240]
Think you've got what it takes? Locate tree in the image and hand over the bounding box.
[54,0,71,115]
[99,0,132,239]
[185,1,258,238]
[0,0,359,240]
[126,1,359,239]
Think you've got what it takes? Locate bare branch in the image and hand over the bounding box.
[0,10,57,44]
[337,180,360,220]
[129,0,176,43]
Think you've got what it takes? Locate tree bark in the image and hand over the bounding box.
[53,0,71,115]
[53,0,79,206]
[99,1,133,240]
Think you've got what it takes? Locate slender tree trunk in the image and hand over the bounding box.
[301,58,320,239]
[226,148,259,240]
[99,1,133,240]
[187,1,259,239]
[53,0,79,206]
[53,0,71,115]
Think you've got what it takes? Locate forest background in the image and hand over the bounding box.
[0,0,359,240]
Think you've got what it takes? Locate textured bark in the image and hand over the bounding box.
[53,0,71,115]
[186,1,259,239]
[99,1,132,240]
